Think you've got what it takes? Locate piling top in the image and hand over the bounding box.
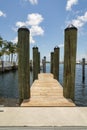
[54,46,59,50]
[18,26,30,33]
[33,46,38,49]
[82,58,85,61]
[65,24,77,31]
[51,52,54,54]
[44,56,46,59]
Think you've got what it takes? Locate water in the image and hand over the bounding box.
[0,63,87,106]
[75,65,87,106]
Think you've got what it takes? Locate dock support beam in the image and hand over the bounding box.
[82,58,85,84]
[50,52,54,74]
[42,56,46,73]
[18,27,30,104]
[33,47,39,81]
[63,25,77,101]
[1,61,4,72]
[38,52,40,73]
[53,47,60,80]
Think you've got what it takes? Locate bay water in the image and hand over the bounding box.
[0,63,87,106]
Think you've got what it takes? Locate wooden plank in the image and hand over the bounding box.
[21,73,75,107]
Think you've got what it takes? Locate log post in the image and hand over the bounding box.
[50,52,54,74]
[18,27,30,104]
[53,47,60,80]
[63,24,77,101]
[33,47,38,81]
[1,60,4,72]
[82,58,85,84]
[38,52,40,73]
[43,56,46,73]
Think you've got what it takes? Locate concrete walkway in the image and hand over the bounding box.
[0,107,87,126]
[0,126,87,130]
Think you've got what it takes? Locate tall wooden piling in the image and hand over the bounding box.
[33,47,38,81]
[1,61,4,72]
[53,47,60,80]
[63,25,77,101]
[18,27,30,104]
[82,58,85,84]
[50,52,54,74]
[43,56,46,73]
[38,52,40,73]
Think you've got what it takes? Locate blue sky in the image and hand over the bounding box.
[0,0,87,61]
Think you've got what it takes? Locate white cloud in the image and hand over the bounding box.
[58,44,64,48]
[71,11,87,28]
[11,37,18,44]
[16,21,26,27]
[66,0,78,11]
[0,10,6,17]
[30,25,44,36]
[30,35,35,44]
[29,0,38,5]
[14,13,44,44]
[27,13,43,26]
[15,13,44,28]
[12,27,17,32]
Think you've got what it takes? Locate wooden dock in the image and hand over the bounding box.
[21,73,75,107]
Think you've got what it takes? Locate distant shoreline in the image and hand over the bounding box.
[46,62,87,65]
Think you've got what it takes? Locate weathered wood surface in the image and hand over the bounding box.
[63,26,77,101]
[21,73,75,107]
[18,27,30,103]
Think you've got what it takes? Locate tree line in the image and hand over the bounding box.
[0,36,17,64]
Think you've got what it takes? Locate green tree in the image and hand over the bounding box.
[4,41,17,63]
[0,36,3,60]
[0,36,5,71]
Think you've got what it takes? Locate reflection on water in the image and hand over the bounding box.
[75,64,87,106]
[0,71,19,98]
[0,63,87,106]
[0,71,33,99]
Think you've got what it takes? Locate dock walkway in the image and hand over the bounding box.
[21,73,75,106]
